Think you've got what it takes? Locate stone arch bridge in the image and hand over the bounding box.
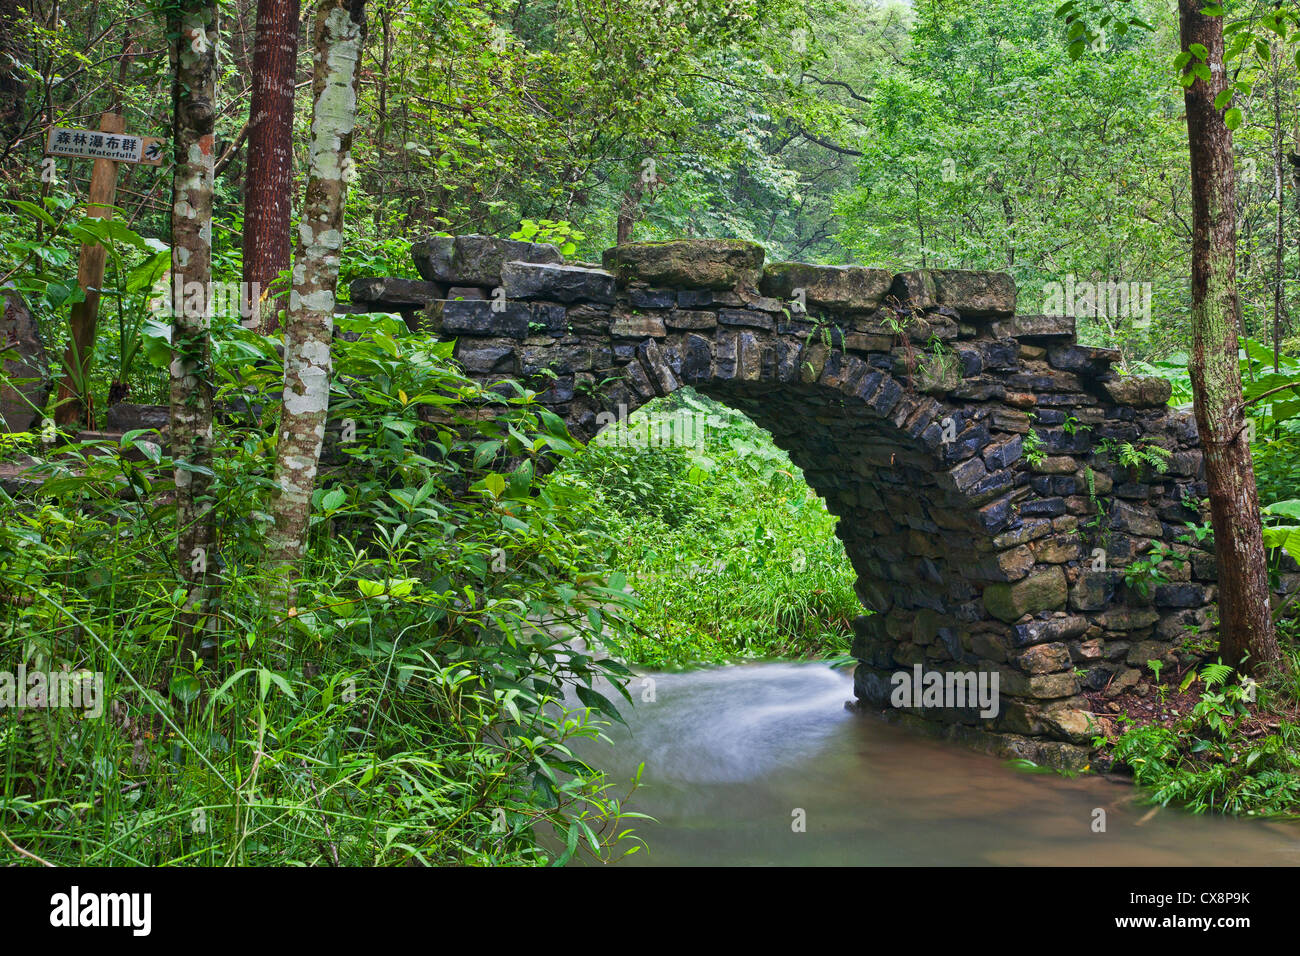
[351,235,1217,768]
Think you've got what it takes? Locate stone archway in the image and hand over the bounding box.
[353,235,1219,768]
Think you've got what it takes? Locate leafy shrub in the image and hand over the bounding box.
[0,314,645,865]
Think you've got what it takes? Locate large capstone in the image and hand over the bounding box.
[602,239,765,290]
[412,235,563,287]
[760,262,892,315]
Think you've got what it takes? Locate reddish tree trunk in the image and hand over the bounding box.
[243,0,301,333]
[1178,0,1281,673]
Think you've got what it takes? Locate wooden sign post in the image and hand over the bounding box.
[47,114,165,427]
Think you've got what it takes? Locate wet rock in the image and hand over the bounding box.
[350,276,447,307]
[1103,667,1141,698]
[1100,375,1173,408]
[930,270,1017,318]
[1011,641,1072,674]
[501,261,617,304]
[989,314,1075,339]
[105,403,169,432]
[1010,614,1090,647]
[426,299,531,338]
[760,262,892,314]
[609,314,668,338]
[983,567,1068,622]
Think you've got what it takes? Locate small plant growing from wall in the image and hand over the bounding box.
[1022,414,1046,467]
[915,334,961,393]
[1099,437,1172,479]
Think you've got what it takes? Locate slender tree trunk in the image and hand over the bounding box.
[1272,55,1287,374]
[107,25,137,409]
[616,147,654,244]
[616,180,643,245]
[1178,0,1281,673]
[0,0,26,146]
[267,0,367,607]
[169,0,219,664]
[376,3,391,151]
[1291,147,1300,335]
[243,0,301,333]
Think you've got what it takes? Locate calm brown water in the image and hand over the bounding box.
[569,661,1300,866]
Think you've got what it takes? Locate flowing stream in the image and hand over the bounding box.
[568,661,1300,866]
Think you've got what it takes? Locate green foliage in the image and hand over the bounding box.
[1136,338,1300,504]
[1022,427,1046,467]
[6,0,1300,855]
[2,195,173,413]
[510,220,586,257]
[1098,437,1171,474]
[1108,663,1300,816]
[0,317,647,865]
[1123,541,1185,598]
[841,0,1189,360]
[1241,338,1300,433]
[1261,499,1300,569]
[555,390,859,668]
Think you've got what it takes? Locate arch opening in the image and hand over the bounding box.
[553,386,862,667]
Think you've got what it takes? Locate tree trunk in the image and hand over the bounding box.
[169,0,220,664]
[0,0,26,146]
[616,180,642,245]
[616,149,654,244]
[266,0,367,609]
[1178,0,1281,673]
[1271,53,1287,374]
[243,0,301,333]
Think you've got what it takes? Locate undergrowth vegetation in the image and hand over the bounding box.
[0,314,647,865]
[555,389,860,669]
[1105,661,1300,817]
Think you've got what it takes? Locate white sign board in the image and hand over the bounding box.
[45,127,165,166]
